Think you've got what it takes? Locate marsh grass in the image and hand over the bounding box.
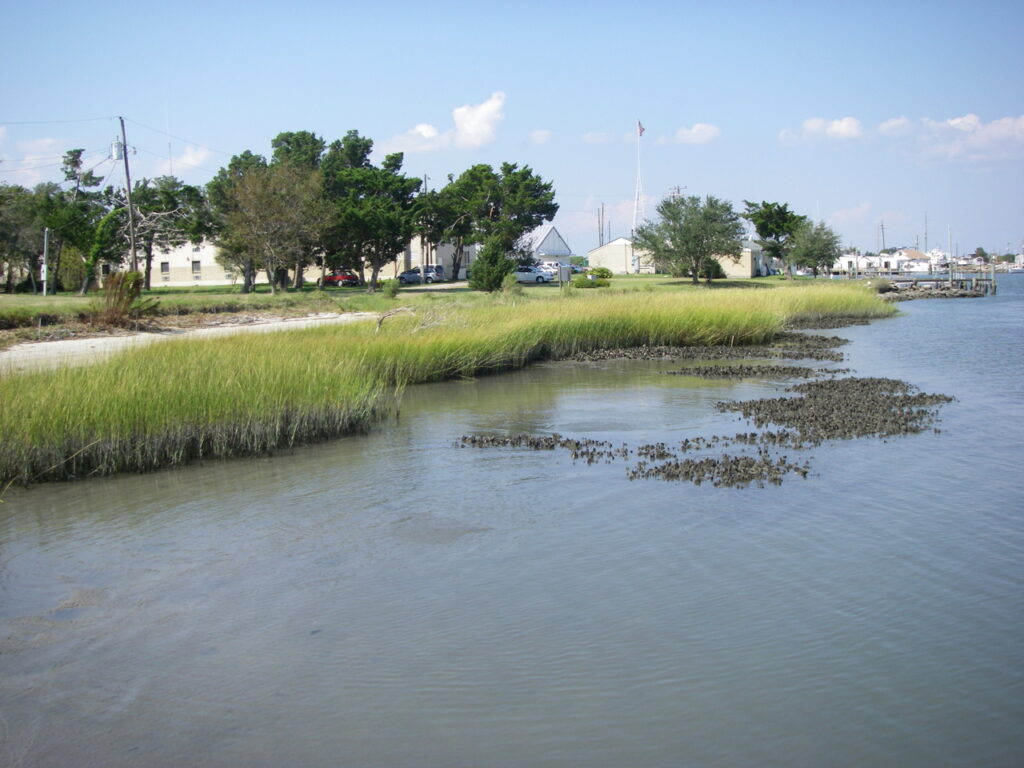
[0,284,895,485]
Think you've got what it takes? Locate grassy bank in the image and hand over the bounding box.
[0,284,894,486]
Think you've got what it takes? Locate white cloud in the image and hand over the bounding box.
[920,113,1024,160]
[878,116,912,136]
[830,202,872,225]
[381,92,506,154]
[826,117,864,139]
[583,131,613,144]
[530,129,552,145]
[673,122,721,144]
[780,116,864,143]
[156,145,213,176]
[452,91,506,148]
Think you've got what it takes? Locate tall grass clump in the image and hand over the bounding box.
[0,283,893,485]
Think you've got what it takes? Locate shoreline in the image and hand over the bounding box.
[0,312,378,376]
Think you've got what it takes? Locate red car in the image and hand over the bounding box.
[320,270,362,287]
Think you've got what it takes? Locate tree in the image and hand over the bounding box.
[81,207,127,292]
[790,220,842,276]
[219,163,327,295]
[742,201,807,278]
[443,162,557,291]
[321,134,420,292]
[271,130,326,170]
[0,183,40,292]
[52,149,103,287]
[130,177,209,289]
[633,195,745,285]
[207,150,268,292]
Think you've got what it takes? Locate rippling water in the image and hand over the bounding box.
[2,277,1022,767]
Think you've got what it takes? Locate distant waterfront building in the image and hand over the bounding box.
[586,237,766,277]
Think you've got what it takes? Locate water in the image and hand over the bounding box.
[3,278,1023,767]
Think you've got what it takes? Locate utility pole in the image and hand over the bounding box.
[118,116,139,272]
[42,227,50,295]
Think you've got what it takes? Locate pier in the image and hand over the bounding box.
[892,276,997,295]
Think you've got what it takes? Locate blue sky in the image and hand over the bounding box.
[2,0,1022,257]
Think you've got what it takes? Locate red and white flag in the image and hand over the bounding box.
[638,121,645,137]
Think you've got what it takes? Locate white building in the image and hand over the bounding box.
[152,236,480,286]
[529,225,574,264]
[586,237,767,277]
[154,241,243,286]
[586,238,655,274]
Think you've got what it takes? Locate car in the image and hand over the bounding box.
[397,265,445,284]
[513,265,552,283]
[320,270,362,287]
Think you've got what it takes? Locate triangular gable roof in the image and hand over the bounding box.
[533,226,573,257]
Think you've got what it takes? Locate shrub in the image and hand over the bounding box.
[88,271,159,327]
[381,279,400,298]
[501,272,524,295]
[468,237,516,292]
[572,276,610,289]
[587,266,613,279]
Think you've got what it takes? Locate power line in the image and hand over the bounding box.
[122,117,233,157]
[0,116,114,126]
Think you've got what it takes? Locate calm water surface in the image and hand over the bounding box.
[2,277,1022,767]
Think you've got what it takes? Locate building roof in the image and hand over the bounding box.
[530,225,573,257]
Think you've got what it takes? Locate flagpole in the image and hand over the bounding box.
[632,120,644,235]
[632,121,644,274]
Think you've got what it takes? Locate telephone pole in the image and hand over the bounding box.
[118,116,139,272]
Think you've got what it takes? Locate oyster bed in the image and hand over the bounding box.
[458,334,954,488]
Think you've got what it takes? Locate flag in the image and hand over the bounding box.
[638,121,645,137]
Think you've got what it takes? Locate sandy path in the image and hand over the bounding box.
[0,312,379,375]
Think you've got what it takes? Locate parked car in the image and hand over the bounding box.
[397,265,445,284]
[320,270,362,287]
[513,265,552,283]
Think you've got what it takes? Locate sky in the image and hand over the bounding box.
[2,0,1022,257]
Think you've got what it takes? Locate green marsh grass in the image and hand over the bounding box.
[0,284,895,485]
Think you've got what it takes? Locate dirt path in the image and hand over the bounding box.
[0,312,379,376]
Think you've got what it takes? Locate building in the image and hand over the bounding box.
[717,240,768,278]
[152,236,480,286]
[154,241,242,286]
[586,238,655,274]
[586,237,766,277]
[530,226,574,264]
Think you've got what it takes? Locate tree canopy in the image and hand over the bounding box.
[790,220,842,276]
[634,195,745,284]
[742,201,807,277]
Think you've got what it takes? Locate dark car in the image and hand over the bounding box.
[320,270,362,287]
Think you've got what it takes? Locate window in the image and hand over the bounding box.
[161,262,170,281]
[192,260,202,280]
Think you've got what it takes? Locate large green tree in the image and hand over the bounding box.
[458,163,558,291]
[219,163,327,295]
[207,150,268,292]
[0,183,40,292]
[791,220,842,276]
[634,195,745,284]
[742,201,807,278]
[321,133,420,292]
[271,130,326,170]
